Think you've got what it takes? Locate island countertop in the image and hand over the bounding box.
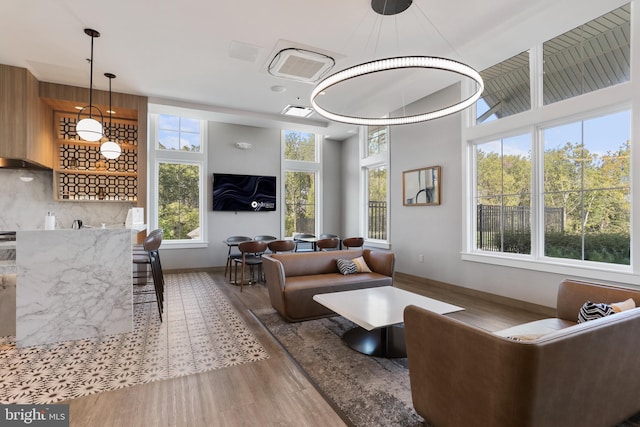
[16,229,133,347]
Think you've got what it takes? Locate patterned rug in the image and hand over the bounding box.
[0,272,269,404]
[253,308,424,427]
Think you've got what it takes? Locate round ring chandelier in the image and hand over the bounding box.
[310,56,484,126]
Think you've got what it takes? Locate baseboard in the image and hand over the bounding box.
[394,271,556,317]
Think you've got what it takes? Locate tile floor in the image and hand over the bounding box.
[0,271,269,404]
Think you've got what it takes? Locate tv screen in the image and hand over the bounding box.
[212,173,276,211]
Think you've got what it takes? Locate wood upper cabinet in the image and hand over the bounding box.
[0,64,53,168]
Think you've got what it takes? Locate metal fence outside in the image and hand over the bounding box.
[369,200,387,240]
[477,204,564,251]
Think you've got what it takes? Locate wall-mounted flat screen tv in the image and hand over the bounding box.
[212,173,277,211]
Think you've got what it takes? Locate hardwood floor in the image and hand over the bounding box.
[64,269,551,427]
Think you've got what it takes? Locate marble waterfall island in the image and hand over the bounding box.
[16,229,132,347]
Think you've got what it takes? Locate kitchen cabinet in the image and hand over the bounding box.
[0,65,52,168]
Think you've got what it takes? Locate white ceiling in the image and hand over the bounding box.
[0,0,626,140]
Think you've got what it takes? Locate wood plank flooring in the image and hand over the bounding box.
[63,269,551,427]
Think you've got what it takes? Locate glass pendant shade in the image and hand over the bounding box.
[100,140,121,159]
[76,116,103,141]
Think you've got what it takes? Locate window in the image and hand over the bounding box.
[157,115,202,151]
[475,134,531,254]
[361,126,389,244]
[465,4,633,277]
[543,5,630,105]
[476,51,530,124]
[475,5,630,124]
[149,112,206,246]
[542,111,630,264]
[471,109,630,267]
[282,130,320,237]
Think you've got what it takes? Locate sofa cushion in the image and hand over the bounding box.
[578,301,615,323]
[494,317,576,340]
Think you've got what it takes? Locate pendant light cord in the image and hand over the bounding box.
[88,35,94,119]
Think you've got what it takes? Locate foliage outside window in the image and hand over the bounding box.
[542,111,630,264]
[283,130,319,237]
[284,130,316,161]
[284,171,316,236]
[158,163,201,240]
[361,126,389,243]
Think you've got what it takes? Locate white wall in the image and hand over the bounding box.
[161,122,343,270]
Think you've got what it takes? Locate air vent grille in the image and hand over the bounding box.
[268,48,335,83]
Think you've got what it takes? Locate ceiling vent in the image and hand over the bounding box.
[267,48,335,83]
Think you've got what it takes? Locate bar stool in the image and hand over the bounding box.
[133,231,164,321]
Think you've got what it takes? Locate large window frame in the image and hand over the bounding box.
[462,14,637,283]
[148,110,207,249]
[281,130,322,238]
[360,125,390,248]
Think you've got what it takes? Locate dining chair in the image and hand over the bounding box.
[267,239,296,253]
[342,237,365,249]
[224,236,252,281]
[316,237,340,251]
[234,240,268,292]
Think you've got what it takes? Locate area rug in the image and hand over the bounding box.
[0,272,269,404]
[253,308,424,427]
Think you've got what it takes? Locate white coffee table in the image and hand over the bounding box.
[313,286,464,357]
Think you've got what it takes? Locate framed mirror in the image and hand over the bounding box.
[403,165,441,206]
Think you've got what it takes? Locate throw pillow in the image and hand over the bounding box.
[611,298,636,313]
[336,259,358,275]
[352,256,372,273]
[578,301,615,323]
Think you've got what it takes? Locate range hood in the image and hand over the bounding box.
[0,158,51,170]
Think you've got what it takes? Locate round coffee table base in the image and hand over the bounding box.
[343,324,406,358]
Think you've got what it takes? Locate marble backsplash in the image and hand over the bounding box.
[0,169,135,230]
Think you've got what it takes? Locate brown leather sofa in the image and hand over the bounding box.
[262,249,395,321]
[404,279,640,427]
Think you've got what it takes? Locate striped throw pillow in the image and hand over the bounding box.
[336,259,358,275]
[578,301,615,323]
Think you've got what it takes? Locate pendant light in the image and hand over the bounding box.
[310,0,484,126]
[76,28,104,142]
[100,73,122,159]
